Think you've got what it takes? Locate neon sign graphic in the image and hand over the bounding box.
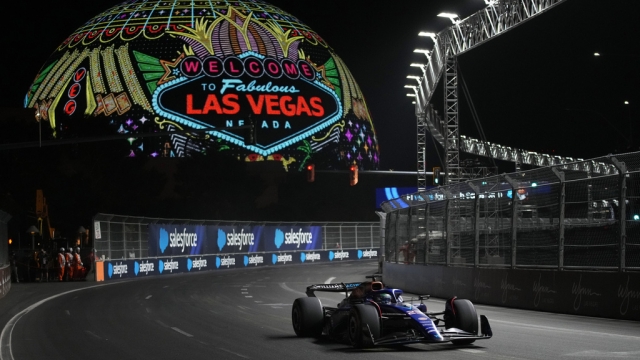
[154,53,342,155]
[24,1,379,170]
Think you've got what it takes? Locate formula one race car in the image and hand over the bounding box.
[291,275,492,348]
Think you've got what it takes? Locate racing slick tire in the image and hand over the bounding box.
[348,304,380,348]
[292,297,324,337]
[449,299,478,345]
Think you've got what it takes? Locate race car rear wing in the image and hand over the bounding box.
[305,283,362,297]
[306,280,384,297]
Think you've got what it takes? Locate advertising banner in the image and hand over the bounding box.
[101,248,379,281]
[148,224,208,257]
[149,224,324,256]
[209,226,264,254]
[261,226,323,252]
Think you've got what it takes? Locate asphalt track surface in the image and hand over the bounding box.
[1,261,639,360]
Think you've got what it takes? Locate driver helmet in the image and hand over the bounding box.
[373,293,392,305]
[59,248,64,252]
[76,247,81,253]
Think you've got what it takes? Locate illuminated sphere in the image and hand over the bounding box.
[25,0,379,171]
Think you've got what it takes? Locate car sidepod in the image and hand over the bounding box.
[373,303,444,345]
[404,307,444,341]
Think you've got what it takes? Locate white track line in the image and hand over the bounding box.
[491,319,640,340]
[218,347,250,359]
[0,283,121,360]
[85,330,103,340]
[171,327,194,337]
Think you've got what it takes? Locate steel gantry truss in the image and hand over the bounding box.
[412,0,571,190]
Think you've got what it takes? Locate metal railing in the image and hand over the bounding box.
[0,210,11,267]
[91,214,380,260]
[381,152,640,271]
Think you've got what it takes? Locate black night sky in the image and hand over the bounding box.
[1,0,640,241]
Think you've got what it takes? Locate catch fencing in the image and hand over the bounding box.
[92,214,380,261]
[0,210,11,268]
[1,210,12,299]
[381,152,640,271]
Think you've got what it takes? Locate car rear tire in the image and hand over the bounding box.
[292,297,324,337]
[348,304,380,348]
[450,299,478,345]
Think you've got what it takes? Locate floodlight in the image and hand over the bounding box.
[410,63,426,68]
[406,94,416,97]
[594,52,601,56]
[438,12,460,24]
[419,32,437,40]
[625,101,630,105]
[406,75,421,80]
[414,49,431,55]
[404,85,417,89]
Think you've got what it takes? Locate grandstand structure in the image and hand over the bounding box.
[401,0,637,270]
[404,0,616,191]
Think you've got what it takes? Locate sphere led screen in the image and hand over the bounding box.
[25,0,380,170]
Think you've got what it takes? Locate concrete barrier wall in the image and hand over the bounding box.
[0,266,10,300]
[96,249,380,281]
[383,263,640,321]
[0,210,10,299]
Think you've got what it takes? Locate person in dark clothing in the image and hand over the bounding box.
[10,252,19,283]
[38,249,49,282]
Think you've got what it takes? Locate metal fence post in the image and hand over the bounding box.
[443,189,452,266]
[468,182,480,267]
[611,157,627,272]
[552,167,565,270]
[407,207,413,264]
[355,224,358,249]
[504,175,519,268]
[323,224,327,250]
[107,221,112,260]
[394,211,400,264]
[138,223,142,259]
[424,201,430,265]
[370,223,374,248]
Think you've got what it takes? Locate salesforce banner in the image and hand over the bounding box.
[262,226,323,252]
[148,225,208,257]
[213,226,264,254]
[100,248,379,281]
[149,224,323,256]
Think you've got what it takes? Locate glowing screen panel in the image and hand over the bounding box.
[25,0,379,171]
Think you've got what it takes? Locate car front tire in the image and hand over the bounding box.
[449,299,478,345]
[348,304,380,348]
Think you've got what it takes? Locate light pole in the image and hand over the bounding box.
[624,101,632,150]
[77,226,86,249]
[27,225,39,251]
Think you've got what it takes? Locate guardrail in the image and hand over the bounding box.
[381,151,640,271]
[91,214,381,281]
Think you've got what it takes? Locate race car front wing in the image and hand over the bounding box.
[370,315,493,346]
